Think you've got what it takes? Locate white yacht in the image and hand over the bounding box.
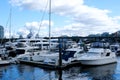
[14,42,57,61]
[15,38,58,51]
[16,38,48,47]
[15,42,40,56]
[3,41,16,57]
[14,41,59,63]
[78,47,117,65]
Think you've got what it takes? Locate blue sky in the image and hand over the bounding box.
[84,0,120,16]
[1,0,120,38]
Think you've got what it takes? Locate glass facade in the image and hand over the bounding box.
[0,25,4,38]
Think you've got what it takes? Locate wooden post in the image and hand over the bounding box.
[58,37,62,68]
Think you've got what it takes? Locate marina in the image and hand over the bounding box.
[0,37,120,80]
[1,0,120,80]
[8,39,117,70]
[0,56,120,80]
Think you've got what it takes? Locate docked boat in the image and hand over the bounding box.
[16,46,84,67]
[14,42,41,59]
[110,43,120,55]
[0,52,13,65]
[62,47,84,64]
[17,50,58,62]
[15,38,58,51]
[78,42,117,66]
[36,46,85,65]
[0,46,11,65]
[0,57,10,65]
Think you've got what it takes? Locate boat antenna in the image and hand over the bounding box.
[49,0,51,51]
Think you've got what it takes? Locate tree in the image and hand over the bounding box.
[101,32,109,37]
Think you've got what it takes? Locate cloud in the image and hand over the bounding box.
[9,0,120,37]
[4,28,18,38]
[17,20,54,38]
[9,0,83,11]
[9,0,48,10]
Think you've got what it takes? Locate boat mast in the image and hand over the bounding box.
[49,0,51,51]
[9,8,12,41]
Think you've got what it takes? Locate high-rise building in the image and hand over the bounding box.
[0,25,4,38]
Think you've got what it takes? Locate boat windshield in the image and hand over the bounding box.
[16,43,27,48]
[63,51,76,55]
[62,51,76,61]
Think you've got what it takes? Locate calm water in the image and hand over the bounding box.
[1,57,120,80]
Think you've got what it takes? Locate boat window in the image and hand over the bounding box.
[63,51,76,55]
[88,52,98,54]
[6,46,13,50]
[36,40,40,42]
[106,53,110,56]
[62,51,76,61]
[43,44,49,46]
[62,51,76,58]
[16,49,25,54]
[27,49,40,52]
[43,40,48,42]
[115,47,118,51]
[53,41,58,42]
[30,41,36,43]
[16,43,27,48]
[20,41,26,42]
[33,44,49,46]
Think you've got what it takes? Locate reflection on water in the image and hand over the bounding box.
[59,66,89,80]
[0,64,56,80]
[55,63,117,80]
[0,62,118,80]
[81,63,117,80]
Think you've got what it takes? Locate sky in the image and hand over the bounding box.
[1,0,120,38]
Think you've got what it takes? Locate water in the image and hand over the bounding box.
[0,57,120,80]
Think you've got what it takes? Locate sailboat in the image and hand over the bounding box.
[16,0,59,62]
[0,8,14,65]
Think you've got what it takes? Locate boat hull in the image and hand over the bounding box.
[0,60,10,65]
[79,57,117,66]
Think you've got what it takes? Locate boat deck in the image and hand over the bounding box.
[19,60,81,70]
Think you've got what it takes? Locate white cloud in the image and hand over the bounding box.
[9,0,48,10]
[4,28,18,38]
[9,0,120,37]
[17,28,29,37]
[24,20,53,31]
[9,0,83,11]
[16,20,54,38]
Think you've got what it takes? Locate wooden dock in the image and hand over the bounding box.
[19,60,81,70]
